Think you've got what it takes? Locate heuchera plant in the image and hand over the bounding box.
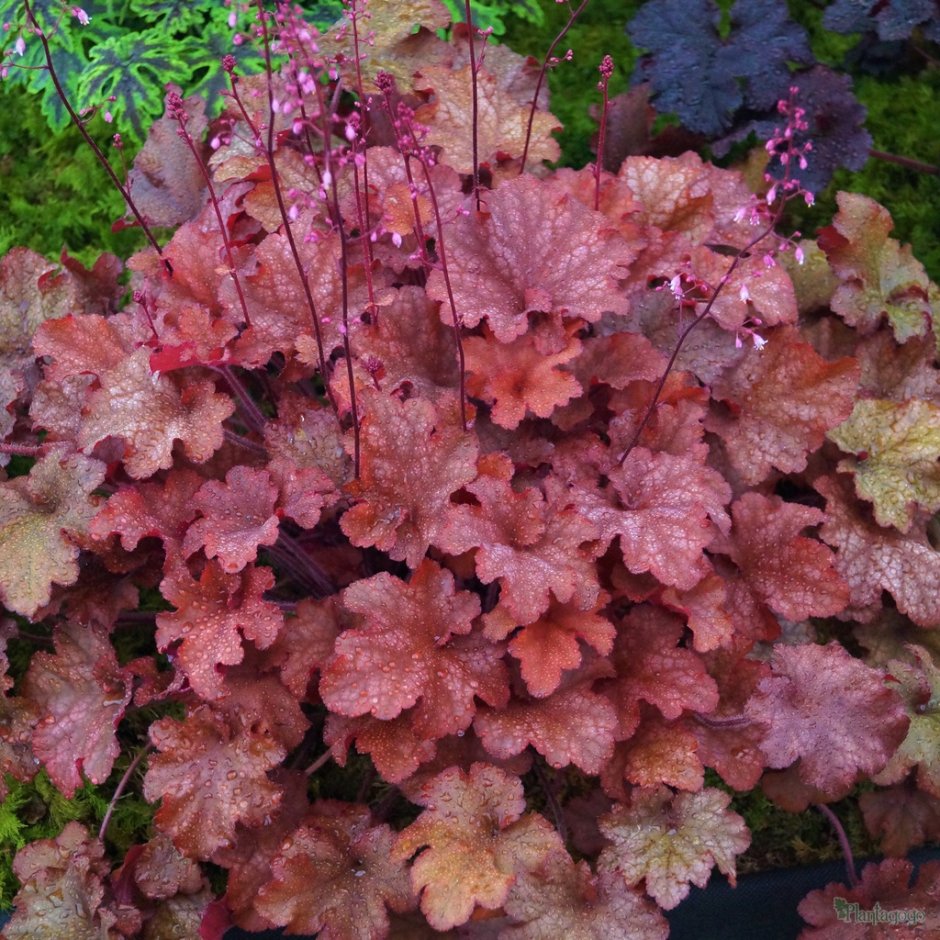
[1,0,940,936]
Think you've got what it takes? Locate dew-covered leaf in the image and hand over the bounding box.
[504,598,616,699]
[426,175,633,343]
[816,473,940,627]
[415,64,560,172]
[859,784,940,858]
[712,493,849,620]
[598,786,750,910]
[183,466,280,573]
[745,642,909,797]
[463,321,582,431]
[254,802,416,939]
[341,391,478,568]
[438,454,603,624]
[394,763,563,930]
[319,560,507,740]
[828,398,940,533]
[707,326,859,486]
[474,682,618,774]
[89,468,204,553]
[143,706,285,860]
[872,646,940,798]
[819,192,936,343]
[502,850,669,940]
[610,606,719,732]
[600,447,731,591]
[22,622,131,797]
[0,451,105,618]
[156,560,283,701]
[4,822,118,939]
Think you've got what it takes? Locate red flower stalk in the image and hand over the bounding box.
[377,74,469,429]
[464,0,481,210]
[228,2,342,426]
[519,0,591,174]
[619,86,815,464]
[594,54,614,211]
[166,90,252,330]
[345,0,379,319]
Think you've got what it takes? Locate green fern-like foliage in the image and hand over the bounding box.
[0,0,345,141]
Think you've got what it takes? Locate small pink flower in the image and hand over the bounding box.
[794,245,805,265]
[71,7,90,25]
[13,36,25,56]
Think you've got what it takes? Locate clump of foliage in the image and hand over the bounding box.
[1,0,940,937]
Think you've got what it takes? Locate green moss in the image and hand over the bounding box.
[786,0,859,68]
[0,83,148,268]
[0,767,154,910]
[703,771,881,876]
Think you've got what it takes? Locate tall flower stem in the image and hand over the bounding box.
[619,87,812,465]
[594,55,614,211]
[166,91,252,329]
[416,158,469,430]
[519,0,591,174]
[464,0,481,210]
[617,214,781,464]
[238,3,336,415]
[815,803,859,888]
[99,745,153,843]
[347,0,379,316]
[270,3,361,476]
[376,75,468,428]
